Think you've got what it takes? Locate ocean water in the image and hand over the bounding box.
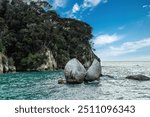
[0,61,150,100]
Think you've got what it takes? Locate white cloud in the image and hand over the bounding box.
[65,11,77,19]
[94,34,122,45]
[143,4,150,8]
[22,0,47,4]
[52,0,67,9]
[98,38,150,57]
[142,4,150,18]
[143,5,147,8]
[110,38,150,56]
[66,0,108,19]
[102,0,108,3]
[118,25,125,30]
[23,0,47,2]
[82,0,108,8]
[64,3,80,19]
[83,0,101,8]
[72,3,80,13]
[129,56,150,61]
[147,11,150,17]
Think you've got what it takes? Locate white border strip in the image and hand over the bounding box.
[0,100,149,117]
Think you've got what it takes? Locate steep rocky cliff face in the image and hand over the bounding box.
[0,0,97,73]
[37,49,57,71]
[0,53,16,73]
[0,54,3,73]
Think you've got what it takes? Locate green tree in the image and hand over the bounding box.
[0,0,94,71]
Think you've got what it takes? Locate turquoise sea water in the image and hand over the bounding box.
[0,61,150,100]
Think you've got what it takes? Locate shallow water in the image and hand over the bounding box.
[0,61,150,100]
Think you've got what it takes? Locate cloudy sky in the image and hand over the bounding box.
[47,0,150,61]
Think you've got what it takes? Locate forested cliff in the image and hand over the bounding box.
[0,0,96,73]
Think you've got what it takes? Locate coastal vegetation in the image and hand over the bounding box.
[0,0,94,72]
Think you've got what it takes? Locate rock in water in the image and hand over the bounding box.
[64,58,86,84]
[58,79,66,84]
[126,75,150,81]
[85,59,102,82]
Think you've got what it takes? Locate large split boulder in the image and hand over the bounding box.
[64,58,86,84]
[85,58,102,82]
[126,75,150,81]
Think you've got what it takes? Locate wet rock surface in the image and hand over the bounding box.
[85,59,102,82]
[126,74,150,81]
[64,58,86,84]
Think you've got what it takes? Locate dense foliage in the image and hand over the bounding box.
[0,0,93,71]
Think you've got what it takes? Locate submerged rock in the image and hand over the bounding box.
[126,75,150,81]
[64,58,86,84]
[58,79,66,84]
[102,75,114,78]
[85,59,102,82]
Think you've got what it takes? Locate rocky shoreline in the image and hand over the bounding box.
[0,0,95,73]
[58,58,150,84]
[0,53,16,73]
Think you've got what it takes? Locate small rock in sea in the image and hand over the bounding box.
[64,58,86,84]
[102,75,114,78]
[58,79,66,84]
[85,59,102,82]
[126,74,150,81]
